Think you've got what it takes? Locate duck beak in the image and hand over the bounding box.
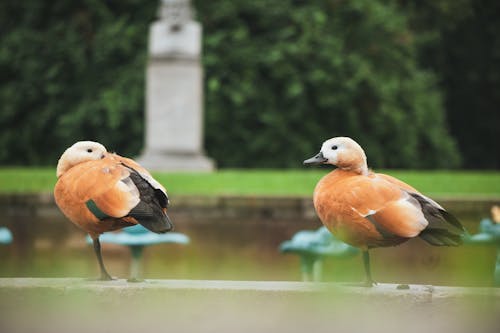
[303,152,327,166]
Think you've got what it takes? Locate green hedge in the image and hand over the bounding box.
[401,0,500,169]
[0,0,462,168]
[0,0,157,164]
[196,0,460,168]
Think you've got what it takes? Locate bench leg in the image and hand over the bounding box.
[128,245,144,282]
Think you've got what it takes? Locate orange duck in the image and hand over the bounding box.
[54,141,173,280]
[304,137,465,286]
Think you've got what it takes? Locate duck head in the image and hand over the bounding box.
[304,137,369,175]
[56,141,107,177]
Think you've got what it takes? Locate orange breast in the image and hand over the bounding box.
[54,157,139,237]
[313,170,412,249]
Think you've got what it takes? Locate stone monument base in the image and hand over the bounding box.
[137,150,215,172]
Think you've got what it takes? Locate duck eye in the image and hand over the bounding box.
[87,149,93,153]
[331,145,338,150]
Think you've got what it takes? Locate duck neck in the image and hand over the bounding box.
[56,160,70,178]
[56,154,77,178]
[341,164,369,176]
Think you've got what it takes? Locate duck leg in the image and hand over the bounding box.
[92,237,113,281]
[362,250,376,287]
[339,250,377,287]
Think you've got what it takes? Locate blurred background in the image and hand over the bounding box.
[0,0,499,286]
[0,0,499,169]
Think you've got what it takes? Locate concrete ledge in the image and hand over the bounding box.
[1,278,499,333]
[1,278,499,300]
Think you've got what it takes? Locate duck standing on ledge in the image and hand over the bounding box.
[304,137,465,286]
[54,141,173,280]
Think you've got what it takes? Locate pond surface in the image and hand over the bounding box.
[0,211,496,286]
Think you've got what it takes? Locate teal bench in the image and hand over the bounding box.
[463,218,500,286]
[280,226,359,282]
[0,227,12,245]
[87,225,189,281]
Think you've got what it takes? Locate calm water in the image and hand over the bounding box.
[0,212,496,286]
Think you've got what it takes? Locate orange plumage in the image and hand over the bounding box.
[304,137,465,286]
[54,141,173,280]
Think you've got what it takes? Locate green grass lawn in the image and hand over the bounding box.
[0,168,499,197]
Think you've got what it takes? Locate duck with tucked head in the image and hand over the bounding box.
[55,141,173,280]
[304,137,465,286]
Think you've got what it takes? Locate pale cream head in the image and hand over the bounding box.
[304,137,369,175]
[491,205,500,224]
[56,141,107,178]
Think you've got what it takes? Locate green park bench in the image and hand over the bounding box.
[463,217,500,286]
[280,226,359,282]
[0,227,12,245]
[87,225,189,282]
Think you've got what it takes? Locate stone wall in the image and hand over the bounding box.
[1,193,495,223]
[0,278,499,333]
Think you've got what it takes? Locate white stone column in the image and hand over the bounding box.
[137,0,215,171]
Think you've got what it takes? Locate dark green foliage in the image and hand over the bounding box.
[195,0,460,168]
[398,0,500,169]
[0,0,158,165]
[2,0,486,169]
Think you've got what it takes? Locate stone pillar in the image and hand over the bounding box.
[138,0,215,171]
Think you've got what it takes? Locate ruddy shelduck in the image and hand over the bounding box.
[304,137,465,286]
[54,141,173,280]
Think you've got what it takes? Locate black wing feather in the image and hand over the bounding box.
[409,192,466,246]
[126,169,173,234]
